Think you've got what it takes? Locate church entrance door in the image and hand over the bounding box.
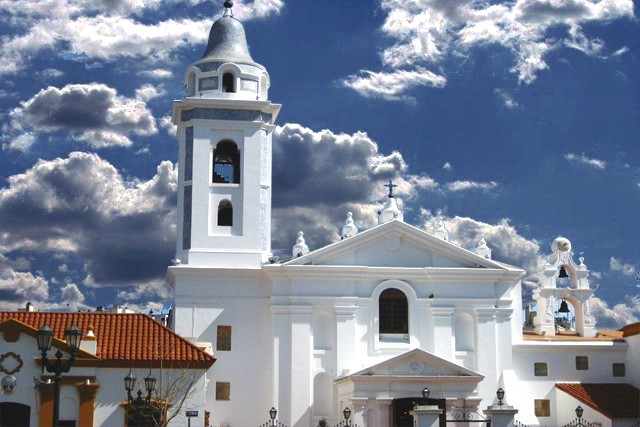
[391,398,446,427]
[0,402,31,426]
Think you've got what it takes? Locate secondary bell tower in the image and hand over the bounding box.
[172,0,281,268]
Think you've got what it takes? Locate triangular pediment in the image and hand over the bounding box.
[347,348,482,379]
[285,220,510,270]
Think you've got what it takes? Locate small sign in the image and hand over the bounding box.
[186,411,198,417]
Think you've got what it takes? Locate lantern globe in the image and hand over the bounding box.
[343,407,351,420]
[64,322,82,352]
[269,407,277,420]
[37,323,54,352]
[124,371,136,392]
[422,387,430,400]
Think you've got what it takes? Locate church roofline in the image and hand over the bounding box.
[282,218,524,273]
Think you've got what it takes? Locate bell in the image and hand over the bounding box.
[215,152,233,164]
[559,300,570,313]
[558,266,569,278]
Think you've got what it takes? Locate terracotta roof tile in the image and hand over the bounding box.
[556,383,640,419]
[0,311,215,366]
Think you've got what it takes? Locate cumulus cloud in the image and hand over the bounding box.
[564,152,606,170]
[445,180,499,192]
[135,83,167,102]
[590,295,640,329]
[419,210,543,276]
[0,0,283,76]
[160,115,177,137]
[7,83,157,149]
[0,254,49,305]
[442,162,453,171]
[343,0,634,100]
[0,152,177,285]
[609,257,636,276]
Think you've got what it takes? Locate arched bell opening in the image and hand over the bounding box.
[554,297,582,333]
[556,264,578,289]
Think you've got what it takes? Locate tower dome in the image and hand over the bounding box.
[201,2,254,63]
[183,1,271,101]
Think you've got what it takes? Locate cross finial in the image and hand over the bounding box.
[383,179,397,198]
[224,0,233,8]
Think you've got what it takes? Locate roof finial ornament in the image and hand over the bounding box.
[433,216,449,242]
[341,212,358,240]
[384,179,397,198]
[475,233,492,260]
[223,0,233,16]
[292,231,310,258]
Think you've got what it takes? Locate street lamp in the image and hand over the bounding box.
[37,322,82,427]
[422,387,430,400]
[496,388,505,405]
[269,407,277,427]
[575,406,584,419]
[124,369,157,425]
[343,407,351,426]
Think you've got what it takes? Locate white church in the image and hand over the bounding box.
[167,2,640,426]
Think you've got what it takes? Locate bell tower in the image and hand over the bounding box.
[171,1,281,268]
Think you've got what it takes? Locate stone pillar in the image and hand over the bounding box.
[38,381,55,427]
[271,306,292,425]
[75,381,100,427]
[484,405,519,427]
[376,398,393,427]
[290,306,313,427]
[410,405,443,427]
[350,398,368,427]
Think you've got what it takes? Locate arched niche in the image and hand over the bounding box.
[454,312,475,351]
[312,372,333,418]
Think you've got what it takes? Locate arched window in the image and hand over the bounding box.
[379,288,408,334]
[212,140,239,183]
[218,200,232,226]
[222,72,235,93]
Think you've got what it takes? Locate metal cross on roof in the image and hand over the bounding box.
[384,179,397,198]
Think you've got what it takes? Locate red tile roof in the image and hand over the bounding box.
[0,311,215,368]
[522,330,625,341]
[556,383,640,419]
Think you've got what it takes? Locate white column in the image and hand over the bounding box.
[376,398,393,427]
[476,308,499,398]
[431,307,454,361]
[350,398,368,427]
[271,306,291,424]
[410,405,443,427]
[335,305,358,377]
[290,306,313,426]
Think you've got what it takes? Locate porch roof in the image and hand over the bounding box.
[556,383,640,419]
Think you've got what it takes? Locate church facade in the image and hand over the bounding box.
[167,3,640,426]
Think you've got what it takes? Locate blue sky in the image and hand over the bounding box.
[0,0,638,328]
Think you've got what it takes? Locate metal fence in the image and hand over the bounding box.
[562,418,598,427]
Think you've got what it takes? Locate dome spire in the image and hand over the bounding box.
[224,0,233,16]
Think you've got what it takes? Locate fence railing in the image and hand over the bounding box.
[562,418,598,427]
[258,422,288,427]
[514,421,530,427]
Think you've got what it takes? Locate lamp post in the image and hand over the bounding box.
[574,406,585,426]
[269,407,277,427]
[124,369,157,426]
[37,322,82,427]
[343,407,351,426]
[422,387,430,401]
[496,388,505,406]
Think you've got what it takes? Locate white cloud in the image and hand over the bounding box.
[340,68,446,102]
[135,83,167,102]
[609,257,636,276]
[611,46,629,57]
[0,152,177,285]
[0,0,284,76]
[3,132,36,152]
[343,0,634,100]
[160,115,177,137]
[60,283,86,311]
[8,83,157,149]
[38,68,64,79]
[446,180,499,192]
[564,152,606,170]
[590,295,640,329]
[442,162,453,171]
[138,69,173,79]
[495,89,520,109]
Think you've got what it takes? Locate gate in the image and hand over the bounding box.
[445,403,491,427]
